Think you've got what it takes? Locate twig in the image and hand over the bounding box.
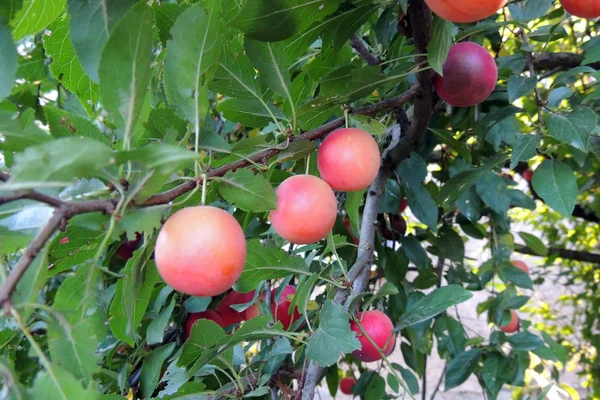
[422,357,427,400]
[0,187,65,208]
[350,35,382,66]
[430,364,446,400]
[515,245,600,264]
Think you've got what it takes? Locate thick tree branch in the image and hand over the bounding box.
[0,87,419,307]
[515,245,600,264]
[350,34,382,66]
[300,3,434,397]
[531,52,597,71]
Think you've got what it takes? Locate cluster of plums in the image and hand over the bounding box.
[154,127,380,299]
[153,127,392,357]
[184,285,299,339]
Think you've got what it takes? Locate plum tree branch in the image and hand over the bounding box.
[532,52,600,71]
[300,1,434,397]
[0,86,419,307]
[515,245,600,264]
[350,34,382,66]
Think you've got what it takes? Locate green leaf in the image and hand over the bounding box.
[2,137,113,191]
[116,144,200,173]
[48,228,105,276]
[395,285,473,331]
[475,173,511,214]
[217,98,287,127]
[212,39,264,100]
[401,235,430,271]
[164,0,222,123]
[445,349,481,390]
[508,75,537,103]
[362,282,399,311]
[546,108,597,152]
[184,297,211,313]
[47,314,101,385]
[0,110,50,164]
[397,153,427,188]
[11,0,66,40]
[296,273,320,317]
[400,235,430,271]
[12,246,48,320]
[346,190,365,235]
[591,135,600,160]
[99,1,153,140]
[537,384,554,400]
[547,87,572,107]
[482,352,507,398]
[217,169,277,212]
[109,258,162,346]
[508,332,543,351]
[141,343,176,399]
[552,66,595,88]
[45,106,109,144]
[429,129,472,164]
[153,2,188,46]
[43,15,99,115]
[0,226,32,254]
[0,21,16,102]
[541,332,567,364]
[508,189,536,210]
[349,115,387,136]
[283,2,377,60]
[187,316,286,373]
[235,240,309,292]
[0,358,27,399]
[306,301,361,367]
[231,0,342,42]
[478,106,521,142]
[29,364,98,400]
[499,264,533,290]
[427,17,456,75]
[364,374,386,400]
[436,226,464,262]
[433,316,467,357]
[519,232,548,256]
[277,140,317,163]
[531,160,578,217]
[510,134,541,169]
[407,185,438,231]
[0,0,23,21]
[439,155,510,205]
[67,0,137,82]
[53,263,105,333]
[245,38,293,103]
[508,0,552,22]
[147,298,176,345]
